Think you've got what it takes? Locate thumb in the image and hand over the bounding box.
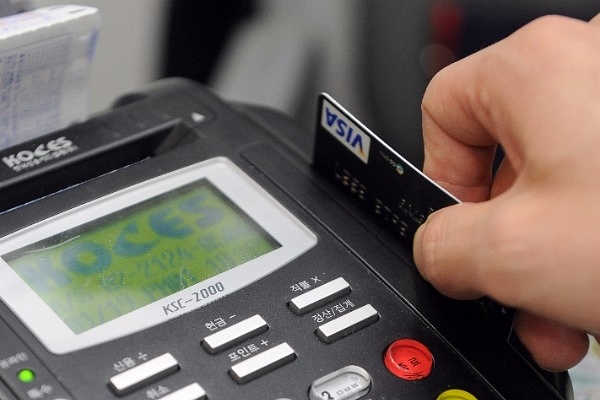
[413,201,493,300]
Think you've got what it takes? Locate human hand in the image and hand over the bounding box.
[413,14,600,371]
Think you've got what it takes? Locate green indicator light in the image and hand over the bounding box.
[17,369,35,383]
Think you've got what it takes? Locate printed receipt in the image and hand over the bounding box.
[0,5,100,149]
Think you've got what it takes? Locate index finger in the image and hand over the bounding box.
[420,15,594,202]
[421,63,497,202]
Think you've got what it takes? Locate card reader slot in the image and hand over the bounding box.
[0,119,194,213]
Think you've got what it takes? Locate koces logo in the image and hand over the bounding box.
[321,99,371,163]
[2,136,78,172]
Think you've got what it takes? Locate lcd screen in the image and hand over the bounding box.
[3,180,281,334]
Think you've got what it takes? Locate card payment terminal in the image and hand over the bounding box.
[0,79,571,399]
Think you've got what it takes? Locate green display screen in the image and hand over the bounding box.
[3,180,281,334]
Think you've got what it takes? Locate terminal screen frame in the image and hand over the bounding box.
[0,157,317,354]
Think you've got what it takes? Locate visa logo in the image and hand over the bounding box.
[321,99,371,163]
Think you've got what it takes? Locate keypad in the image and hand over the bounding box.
[105,276,379,398]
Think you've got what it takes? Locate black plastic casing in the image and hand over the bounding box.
[0,79,570,400]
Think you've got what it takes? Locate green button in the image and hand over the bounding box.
[17,369,35,383]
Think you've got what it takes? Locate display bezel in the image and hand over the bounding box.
[0,157,317,354]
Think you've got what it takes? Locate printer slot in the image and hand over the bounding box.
[0,118,193,213]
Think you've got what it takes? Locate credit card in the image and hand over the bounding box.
[312,94,516,340]
[312,93,459,250]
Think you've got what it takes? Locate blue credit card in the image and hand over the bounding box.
[312,93,459,250]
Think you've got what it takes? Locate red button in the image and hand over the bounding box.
[384,338,434,380]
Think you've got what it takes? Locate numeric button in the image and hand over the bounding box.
[309,365,372,400]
